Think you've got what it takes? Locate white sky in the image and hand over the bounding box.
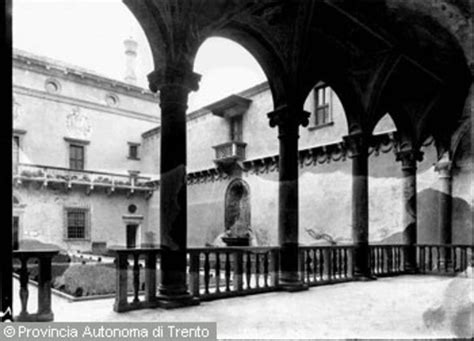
[12,0,267,111]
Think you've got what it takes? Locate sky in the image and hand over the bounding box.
[12,0,267,111]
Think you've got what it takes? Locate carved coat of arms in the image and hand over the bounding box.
[66,106,92,140]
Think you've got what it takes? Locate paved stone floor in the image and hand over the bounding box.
[13,275,467,339]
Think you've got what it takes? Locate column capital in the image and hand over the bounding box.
[435,160,453,178]
[343,133,368,157]
[395,149,424,169]
[148,67,201,93]
[267,105,310,130]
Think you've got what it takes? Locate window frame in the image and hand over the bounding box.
[310,85,334,130]
[12,129,26,174]
[64,207,90,241]
[127,142,141,160]
[64,137,89,170]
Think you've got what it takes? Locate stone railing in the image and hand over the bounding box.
[13,163,154,195]
[188,247,280,301]
[111,243,470,313]
[13,250,59,322]
[299,245,354,285]
[416,244,473,274]
[369,244,407,276]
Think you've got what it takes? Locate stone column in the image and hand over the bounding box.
[435,159,453,268]
[148,67,201,308]
[268,105,310,291]
[395,149,423,273]
[343,133,371,279]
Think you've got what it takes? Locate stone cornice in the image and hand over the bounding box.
[183,131,436,184]
[14,85,160,124]
[13,50,158,101]
[142,132,436,186]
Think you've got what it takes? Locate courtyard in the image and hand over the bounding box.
[13,274,467,339]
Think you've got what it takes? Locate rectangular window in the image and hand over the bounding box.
[230,116,243,142]
[13,136,20,174]
[128,143,140,160]
[66,209,88,240]
[69,144,84,170]
[314,86,331,127]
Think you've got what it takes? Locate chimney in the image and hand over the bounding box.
[124,36,138,84]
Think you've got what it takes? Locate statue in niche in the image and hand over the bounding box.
[66,106,92,140]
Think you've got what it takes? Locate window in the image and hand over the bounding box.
[230,116,243,142]
[69,144,84,170]
[314,86,332,127]
[65,208,89,240]
[128,143,140,160]
[13,135,20,173]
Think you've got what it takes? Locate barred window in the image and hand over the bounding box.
[65,209,89,240]
[69,144,84,170]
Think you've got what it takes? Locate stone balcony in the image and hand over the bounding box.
[213,141,247,167]
[12,163,154,196]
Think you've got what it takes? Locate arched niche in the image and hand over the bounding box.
[224,179,251,231]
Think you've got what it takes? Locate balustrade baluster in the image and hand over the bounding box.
[263,252,269,287]
[305,250,311,283]
[452,247,457,272]
[234,251,244,291]
[436,246,441,272]
[215,251,221,293]
[204,251,210,295]
[133,253,140,304]
[189,251,200,297]
[332,249,337,279]
[318,249,323,280]
[255,252,260,288]
[428,247,433,271]
[225,252,231,292]
[19,256,29,319]
[246,252,252,289]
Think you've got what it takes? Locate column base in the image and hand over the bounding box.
[352,272,377,281]
[15,312,54,322]
[278,281,309,292]
[156,293,200,309]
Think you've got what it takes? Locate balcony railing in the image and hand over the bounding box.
[213,141,246,165]
[300,245,354,285]
[416,244,473,274]
[109,243,472,313]
[13,163,154,194]
[13,250,59,322]
[369,245,407,276]
[189,247,280,301]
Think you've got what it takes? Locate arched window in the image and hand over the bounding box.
[224,179,251,231]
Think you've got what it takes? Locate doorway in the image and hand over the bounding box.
[126,224,138,248]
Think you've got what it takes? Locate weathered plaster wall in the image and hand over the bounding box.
[13,185,149,252]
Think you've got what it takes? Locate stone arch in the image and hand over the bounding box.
[224,178,251,231]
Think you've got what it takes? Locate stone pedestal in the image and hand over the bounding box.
[268,105,310,291]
